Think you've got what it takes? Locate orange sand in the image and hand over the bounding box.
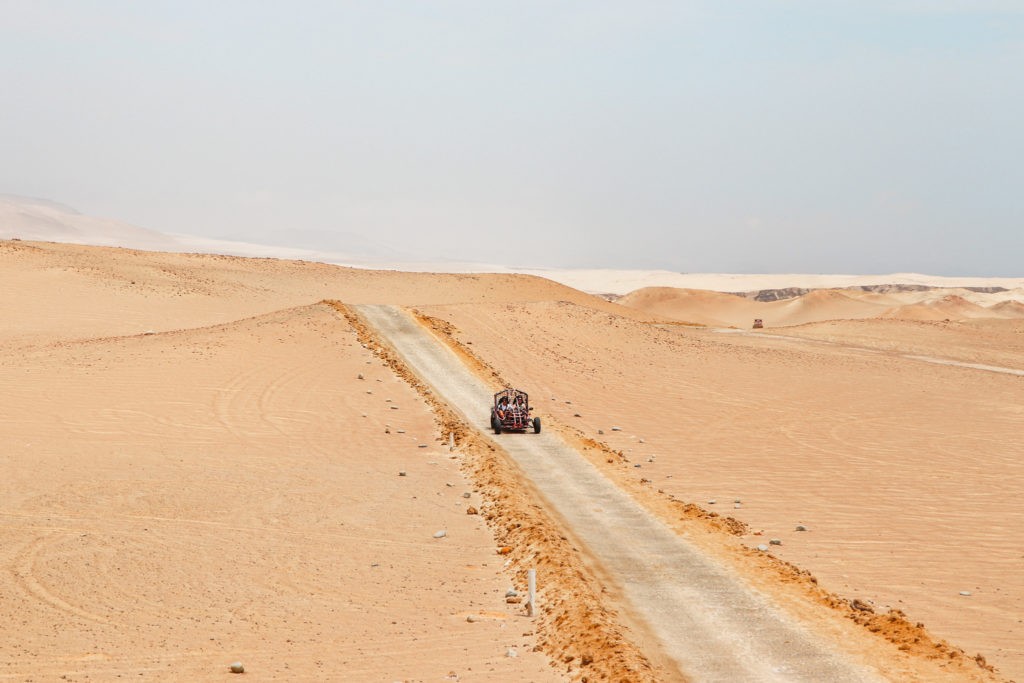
[1,240,1019,681]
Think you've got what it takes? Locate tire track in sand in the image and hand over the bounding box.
[11,532,112,625]
[356,303,886,683]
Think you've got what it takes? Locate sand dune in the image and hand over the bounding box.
[618,286,889,327]
[619,286,1024,328]
[0,195,181,251]
[522,268,1024,296]
[880,295,998,321]
[421,299,1022,680]
[4,196,1022,300]
[988,299,1024,317]
[617,287,750,327]
[1,238,1019,681]
[0,239,648,347]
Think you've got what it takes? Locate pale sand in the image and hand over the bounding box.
[517,269,1024,296]
[1,239,1019,681]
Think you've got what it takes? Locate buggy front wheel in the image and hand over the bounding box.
[532,417,541,434]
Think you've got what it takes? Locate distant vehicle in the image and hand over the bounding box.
[752,319,764,329]
[490,388,540,434]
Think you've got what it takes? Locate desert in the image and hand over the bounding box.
[5,2,1022,679]
[0,236,1021,681]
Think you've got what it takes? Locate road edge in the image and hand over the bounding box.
[325,300,672,683]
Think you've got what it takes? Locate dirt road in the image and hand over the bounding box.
[356,304,883,683]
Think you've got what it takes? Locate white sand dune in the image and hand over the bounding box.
[3,195,1020,298]
[0,195,182,251]
[522,268,1024,297]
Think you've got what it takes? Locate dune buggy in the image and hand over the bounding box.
[490,388,540,434]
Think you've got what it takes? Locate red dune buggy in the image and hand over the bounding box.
[490,388,540,434]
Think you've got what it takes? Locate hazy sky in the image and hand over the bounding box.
[1,1,1021,273]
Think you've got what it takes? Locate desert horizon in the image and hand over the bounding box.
[1,228,1021,681]
[5,5,1021,679]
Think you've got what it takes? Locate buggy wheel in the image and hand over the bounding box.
[533,417,541,434]
[494,422,501,434]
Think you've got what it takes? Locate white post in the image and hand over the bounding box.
[449,432,455,451]
[527,568,537,617]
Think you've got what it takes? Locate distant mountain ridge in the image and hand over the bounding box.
[0,194,179,250]
[737,284,1011,303]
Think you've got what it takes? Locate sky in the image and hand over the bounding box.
[1,1,1021,274]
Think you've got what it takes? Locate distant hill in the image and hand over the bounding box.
[0,195,182,251]
[618,286,1024,328]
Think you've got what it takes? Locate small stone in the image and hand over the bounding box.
[597,429,604,435]
[638,438,645,443]
[756,544,769,552]
[734,498,741,503]
[505,588,519,597]
[462,492,471,498]
[466,614,478,623]
[959,591,972,597]
[734,504,741,509]
[398,471,407,477]
[390,406,399,410]
[357,373,364,380]
[433,530,447,538]
[384,427,390,434]
[418,444,428,448]
[229,661,244,674]
[396,429,405,433]
[466,506,478,515]
[851,598,874,612]
[795,525,807,531]
[708,499,716,505]
[506,648,518,658]
[633,463,641,468]
[769,539,782,546]
[573,413,581,417]
[611,426,622,431]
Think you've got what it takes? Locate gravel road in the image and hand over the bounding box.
[357,304,883,683]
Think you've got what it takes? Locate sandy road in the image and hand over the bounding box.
[356,304,883,683]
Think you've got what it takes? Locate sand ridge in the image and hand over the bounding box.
[618,285,1024,329]
[417,298,1021,681]
[2,238,1020,681]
